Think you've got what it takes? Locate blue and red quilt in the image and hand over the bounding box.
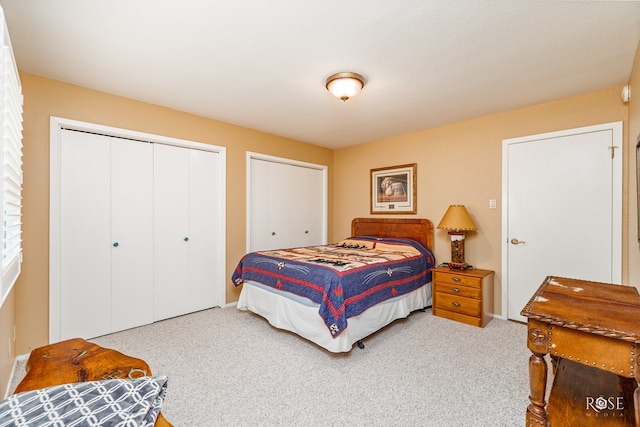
[232,237,435,338]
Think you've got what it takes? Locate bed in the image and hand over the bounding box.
[233,218,436,352]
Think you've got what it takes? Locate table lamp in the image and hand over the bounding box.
[437,205,477,269]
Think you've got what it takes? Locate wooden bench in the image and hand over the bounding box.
[15,338,172,427]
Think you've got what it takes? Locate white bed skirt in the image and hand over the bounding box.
[236,281,432,353]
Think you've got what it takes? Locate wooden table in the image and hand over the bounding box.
[521,276,640,426]
[15,338,172,427]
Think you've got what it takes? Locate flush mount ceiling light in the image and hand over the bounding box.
[325,72,365,102]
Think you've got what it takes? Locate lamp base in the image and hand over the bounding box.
[447,262,468,270]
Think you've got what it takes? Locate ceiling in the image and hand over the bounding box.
[1,1,640,149]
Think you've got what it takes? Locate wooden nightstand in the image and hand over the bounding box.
[432,266,494,327]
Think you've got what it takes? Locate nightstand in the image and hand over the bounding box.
[432,266,494,327]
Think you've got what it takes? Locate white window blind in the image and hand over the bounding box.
[0,7,23,308]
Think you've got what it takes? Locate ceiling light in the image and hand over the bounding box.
[325,72,365,102]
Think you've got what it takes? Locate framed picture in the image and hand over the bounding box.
[370,163,417,214]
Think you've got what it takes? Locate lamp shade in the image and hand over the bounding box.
[326,72,365,101]
[437,205,477,231]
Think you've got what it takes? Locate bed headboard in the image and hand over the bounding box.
[351,218,434,251]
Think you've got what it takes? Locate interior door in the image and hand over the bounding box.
[288,164,324,248]
[59,130,112,339]
[154,143,190,321]
[110,137,154,332]
[503,122,622,322]
[186,148,221,313]
[154,144,222,320]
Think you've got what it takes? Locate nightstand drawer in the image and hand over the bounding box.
[433,271,482,288]
[434,282,481,299]
[434,292,481,317]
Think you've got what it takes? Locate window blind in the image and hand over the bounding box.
[0,7,23,308]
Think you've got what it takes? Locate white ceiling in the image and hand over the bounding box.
[1,1,640,149]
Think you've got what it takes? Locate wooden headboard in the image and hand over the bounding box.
[351,218,434,251]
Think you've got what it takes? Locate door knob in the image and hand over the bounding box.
[113,242,119,247]
[184,237,189,241]
[510,238,525,245]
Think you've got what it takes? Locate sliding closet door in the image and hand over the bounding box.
[154,144,221,321]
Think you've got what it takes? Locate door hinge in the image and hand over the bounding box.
[608,146,619,158]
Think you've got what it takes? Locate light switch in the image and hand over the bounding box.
[489,199,497,209]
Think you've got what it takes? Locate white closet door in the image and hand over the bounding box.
[154,143,190,320]
[269,161,292,247]
[249,156,326,251]
[187,149,220,312]
[60,130,112,339]
[289,165,323,248]
[154,144,221,320]
[249,158,273,251]
[110,138,154,331]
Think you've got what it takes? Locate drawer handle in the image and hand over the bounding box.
[452,277,461,283]
[452,302,461,307]
[451,287,460,293]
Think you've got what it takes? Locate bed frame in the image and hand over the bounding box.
[351,218,434,251]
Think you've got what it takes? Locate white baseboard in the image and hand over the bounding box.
[224,301,238,309]
[4,353,28,399]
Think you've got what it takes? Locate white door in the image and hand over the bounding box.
[60,130,112,339]
[289,165,324,247]
[110,137,154,332]
[59,130,154,340]
[247,154,328,252]
[503,122,622,322]
[154,144,222,320]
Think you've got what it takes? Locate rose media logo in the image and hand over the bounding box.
[585,395,625,419]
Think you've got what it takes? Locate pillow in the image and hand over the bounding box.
[335,238,376,250]
[0,375,168,427]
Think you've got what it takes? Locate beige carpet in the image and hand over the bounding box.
[10,307,534,426]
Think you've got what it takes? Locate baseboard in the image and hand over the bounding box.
[224,301,238,309]
[4,353,28,399]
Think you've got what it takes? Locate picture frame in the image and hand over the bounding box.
[370,163,417,214]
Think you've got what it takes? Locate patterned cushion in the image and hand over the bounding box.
[0,375,167,427]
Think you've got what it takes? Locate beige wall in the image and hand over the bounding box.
[0,72,334,396]
[627,42,640,285]
[333,86,630,315]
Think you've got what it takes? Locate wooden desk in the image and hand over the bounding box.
[521,276,640,426]
[15,338,172,427]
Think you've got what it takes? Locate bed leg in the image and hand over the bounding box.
[356,340,365,349]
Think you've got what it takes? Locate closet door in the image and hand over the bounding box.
[249,159,290,251]
[60,130,112,339]
[154,144,220,320]
[59,131,154,340]
[288,165,324,248]
[187,149,221,312]
[249,156,326,251]
[110,138,154,332]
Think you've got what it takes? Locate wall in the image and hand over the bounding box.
[333,86,629,316]
[627,42,640,285]
[2,72,333,381]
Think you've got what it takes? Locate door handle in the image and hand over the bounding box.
[510,238,525,245]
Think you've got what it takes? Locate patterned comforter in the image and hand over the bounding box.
[232,237,435,338]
